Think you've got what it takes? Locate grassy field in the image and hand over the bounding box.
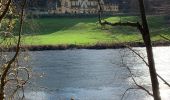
[4,15,170,46]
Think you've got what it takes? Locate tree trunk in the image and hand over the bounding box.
[0,92,4,100]
[138,0,161,100]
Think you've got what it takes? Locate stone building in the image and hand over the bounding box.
[43,0,119,14]
[149,0,170,14]
[120,0,170,14]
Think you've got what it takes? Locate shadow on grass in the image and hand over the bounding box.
[27,17,99,35]
[13,15,170,37]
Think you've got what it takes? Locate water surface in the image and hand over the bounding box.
[25,47,170,100]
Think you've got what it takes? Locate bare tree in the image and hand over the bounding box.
[98,0,162,100]
[0,0,30,100]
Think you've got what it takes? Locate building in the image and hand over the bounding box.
[149,0,170,14]
[28,0,119,15]
[120,0,170,14]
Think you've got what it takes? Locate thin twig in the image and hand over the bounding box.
[121,87,140,100]
[0,0,27,99]
[119,53,153,100]
[125,45,170,87]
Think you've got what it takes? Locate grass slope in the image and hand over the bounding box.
[7,16,170,46]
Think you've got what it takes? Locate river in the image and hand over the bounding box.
[23,47,170,100]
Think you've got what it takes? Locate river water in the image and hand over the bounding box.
[24,47,170,100]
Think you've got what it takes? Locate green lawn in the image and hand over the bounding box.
[4,15,170,46]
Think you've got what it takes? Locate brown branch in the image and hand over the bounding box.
[100,20,140,27]
[100,19,170,97]
[98,1,153,98]
[97,0,102,24]
[126,45,149,66]
[97,0,144,35]
[98,17,144,35]
[98,0,138,27]
[98,0,162,99]
[119,52,153,97]
[0,0,27,99]
[0,0,12,21]
[125,45,170,87]
[125,62,153,96]
[5,67,30,86]
[121,87,140,100]
[157,74,170,87]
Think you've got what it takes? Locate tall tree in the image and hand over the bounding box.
[98,0,161,100]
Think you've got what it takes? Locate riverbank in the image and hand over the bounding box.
[3,41,170,51]
[2,15,170,51]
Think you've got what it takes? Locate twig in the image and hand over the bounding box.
[125,45,170,87]
[0,0,27,99]
[121,87,140,100]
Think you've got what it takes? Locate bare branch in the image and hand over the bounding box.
[0,0,27,99]
[125,45,149,66]
[119,52,153,97]
[100,20,141,28]
[98,0,162,99]
[0,0,12,21]
[125,45,170,87]
[157,74,170,87]
[125,62,153,96]
[97,0,144,35]
[121,87,140,100]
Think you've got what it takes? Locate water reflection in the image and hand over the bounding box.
[25,47,170,100]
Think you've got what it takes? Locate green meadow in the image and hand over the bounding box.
[6,15,170,46]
